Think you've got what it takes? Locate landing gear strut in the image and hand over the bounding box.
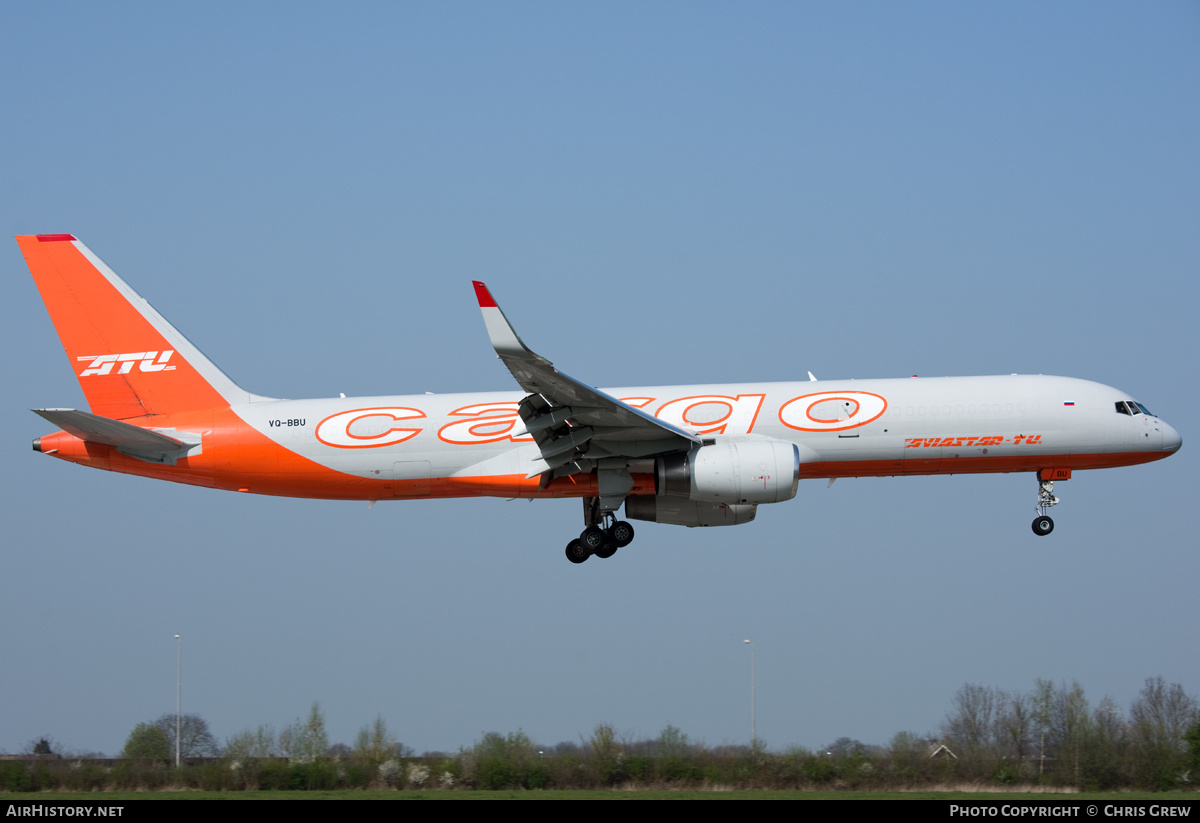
[1031,476,1060,537]
[565,501,636,564]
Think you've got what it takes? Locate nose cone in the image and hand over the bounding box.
[1162,421,1182,454]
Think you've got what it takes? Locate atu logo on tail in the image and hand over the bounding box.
[77,350,176,376]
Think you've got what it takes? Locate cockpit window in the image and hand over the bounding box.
[1116,400,1156,417]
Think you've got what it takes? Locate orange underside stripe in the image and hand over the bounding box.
[40,407,1171,501]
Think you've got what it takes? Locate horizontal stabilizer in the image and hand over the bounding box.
[33,408,200,464]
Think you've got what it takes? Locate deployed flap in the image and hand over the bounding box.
[33,408,200,464]
[473,282,700,483]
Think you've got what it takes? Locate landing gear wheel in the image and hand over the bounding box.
[565,539,590,564]
[581,525,608,553]
[594,541,618,559]
[1031,474,1061,536]
[1032,516,1054,536]
[610,520,635,548]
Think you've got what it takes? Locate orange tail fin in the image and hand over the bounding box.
[18,235,265,419]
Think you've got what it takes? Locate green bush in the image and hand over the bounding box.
[286,759,339,790]
[0,762,32,792]
[802,754,837,785]
[345,762,369,789]
[257,758,292,790]
[468,731,544,790]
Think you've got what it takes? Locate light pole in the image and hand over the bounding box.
[744,639,756,746]
[174,634,181,767]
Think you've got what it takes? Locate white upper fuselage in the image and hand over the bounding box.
[233,374,1180,498]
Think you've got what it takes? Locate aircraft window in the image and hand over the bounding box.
[1135,402,1154,417]
[1115,402,1131,416]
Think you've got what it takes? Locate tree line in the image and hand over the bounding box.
[939,676,1198,791]
[3,677,1198,792]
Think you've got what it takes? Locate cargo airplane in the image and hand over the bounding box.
[19,234,1182,563]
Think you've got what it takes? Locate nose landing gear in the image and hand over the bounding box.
[1031,472,1064,537]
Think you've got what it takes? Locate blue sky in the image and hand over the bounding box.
[2,2,1197,756]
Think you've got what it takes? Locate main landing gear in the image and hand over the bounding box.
[564,513,636,564]
[1031,475,1060,537]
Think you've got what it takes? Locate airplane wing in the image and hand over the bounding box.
[473,282,700,482]
[33,408,200,464]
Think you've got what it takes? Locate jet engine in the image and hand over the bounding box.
[623,437,800,527]
[655,437,801,504]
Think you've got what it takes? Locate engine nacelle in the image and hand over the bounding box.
[625,497,757,528]
[655,437,801,505]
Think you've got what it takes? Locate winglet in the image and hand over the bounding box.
[473,281,539,360]
[472,280,497,308]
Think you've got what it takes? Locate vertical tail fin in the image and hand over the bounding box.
[17,235,266,419]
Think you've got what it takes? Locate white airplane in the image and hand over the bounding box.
[19,235,1182,563]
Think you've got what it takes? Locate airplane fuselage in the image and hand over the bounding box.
[19,234,1181,556]
[36,374,1179,500]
